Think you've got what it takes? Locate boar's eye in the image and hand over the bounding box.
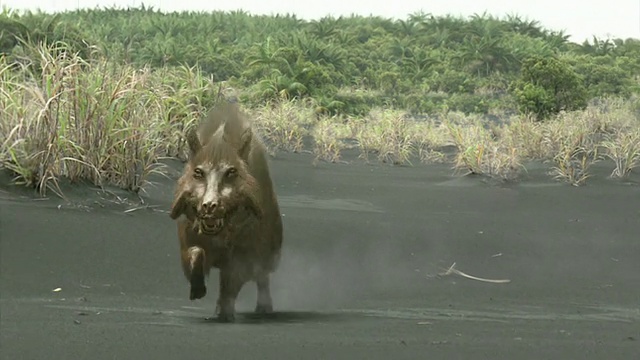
[193,167,205,179]
[225,167,238,178]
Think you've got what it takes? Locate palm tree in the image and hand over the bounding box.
[309,16,339,39]
[504,14,544,38]
[407,11,433,27]
[395,18,420,38]
[401,48,439,82]
[254,69,308,100]
[245,37,286,67]
[579,36,616,56]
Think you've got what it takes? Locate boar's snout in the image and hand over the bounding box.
[201,200,218,213]
[198,198,224,218]
[198,182,222,216]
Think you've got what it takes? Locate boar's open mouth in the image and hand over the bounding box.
[198,215,225,235]
[195,202,258,236]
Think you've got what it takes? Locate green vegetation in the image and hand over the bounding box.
[2,6,639,116]
[512,56,588,120]
[0,6,639,196]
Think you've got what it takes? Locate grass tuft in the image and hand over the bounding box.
[601,129,640,179]
[251,99,316,155]
[353,108,415,165]
[445,112,524,181]
[312,115,351,164]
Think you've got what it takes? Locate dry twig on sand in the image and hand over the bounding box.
[439,262,511,284]
[123,204,161,213]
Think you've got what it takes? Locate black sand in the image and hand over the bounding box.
[1,152,639,359]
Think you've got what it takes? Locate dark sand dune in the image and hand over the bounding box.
[1,153,639,359]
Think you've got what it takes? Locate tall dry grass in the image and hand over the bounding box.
[352,108,416,165]
[601,129,640,178]
[592,97,640,179]
[2,43,638,197]
[250,98,316,155]
[0,42,215,196]
[465,98,639,185]
[311,115,351,163]
[444,112,525,181]
[536,98,639,185]
[410,119,451,164]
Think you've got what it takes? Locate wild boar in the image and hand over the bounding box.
[169,102,283,322]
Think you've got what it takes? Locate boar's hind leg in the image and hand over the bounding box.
[255,273,274,314]
[185,246,207,300]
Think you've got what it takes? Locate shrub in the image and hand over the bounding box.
[512,56,588,120]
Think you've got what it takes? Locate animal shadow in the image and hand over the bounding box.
[194,311,354,325]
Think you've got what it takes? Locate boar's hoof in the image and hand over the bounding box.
[254,303,273,314]
[189,285,207,300]
[217,311,236,323]
[189,274,206,300]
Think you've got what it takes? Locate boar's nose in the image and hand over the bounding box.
[202,201,217,212]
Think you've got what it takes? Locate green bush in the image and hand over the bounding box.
[512,56,588,120]
[569,55,635,98]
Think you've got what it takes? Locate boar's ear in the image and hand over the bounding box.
[237,127,252,159]
[185,126,201,158]
[169,174,195,220]
[169,184,187,220]
[170,186,196,220]
[222,103,253,159]
[169,189,187,220]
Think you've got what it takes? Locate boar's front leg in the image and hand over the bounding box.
[255,272,274,314]
[184,246,207,300]
[213,265,247,323]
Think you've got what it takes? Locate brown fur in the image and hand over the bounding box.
[169,102,283,322]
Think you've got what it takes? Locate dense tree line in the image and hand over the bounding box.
[1,5,639,119]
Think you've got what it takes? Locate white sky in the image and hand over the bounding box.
[1,0,639,43]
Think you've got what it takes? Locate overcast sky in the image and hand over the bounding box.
[1,0,639,43]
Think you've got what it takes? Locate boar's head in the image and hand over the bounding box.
[170,103,261,235]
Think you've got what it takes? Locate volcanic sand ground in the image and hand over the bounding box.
[1,151,639,359]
